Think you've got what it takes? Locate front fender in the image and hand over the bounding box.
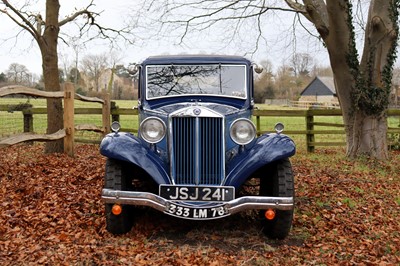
[225,133,295,189]
[100,132,170,185]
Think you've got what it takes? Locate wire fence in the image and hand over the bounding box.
[0,95,36,137]
[0,96,104,142]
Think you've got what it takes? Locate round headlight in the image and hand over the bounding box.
[230,118,256,145]
[274,122,284,134]
[111,121,121,133]
[139,117,166,143]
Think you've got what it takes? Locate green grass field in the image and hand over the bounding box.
[0,98,140,141]
[1,98,399,151]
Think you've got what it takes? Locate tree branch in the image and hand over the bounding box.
[58,0,95,27]
[58,0,135,46]
[154,0,305,44]
[302,0,329,39]
[284,0,312,20]
[0,0,38,40]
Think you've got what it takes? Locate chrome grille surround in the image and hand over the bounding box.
[169,107,225,185]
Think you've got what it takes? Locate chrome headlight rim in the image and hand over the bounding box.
[139,117,166,144]
[274,122,285,134]
[230,118,256,145]
[111,121,121,133]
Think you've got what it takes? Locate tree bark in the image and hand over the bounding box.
[40,0,64,153]
[348,0,398,159]
[302,0,398,159]
[1,0,131,154]
[347,111,388,159]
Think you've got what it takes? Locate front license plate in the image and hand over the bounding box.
[159,185,235,202]
[165,203,229,220]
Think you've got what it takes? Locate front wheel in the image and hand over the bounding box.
[260,158,294,239]
[104,159,134,234]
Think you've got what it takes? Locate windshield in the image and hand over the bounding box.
[146,64,246,100]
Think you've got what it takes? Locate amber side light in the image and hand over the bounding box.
[265,209,276,220]
[112,204,122,215]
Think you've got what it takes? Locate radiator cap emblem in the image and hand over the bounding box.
[193,108,201,116]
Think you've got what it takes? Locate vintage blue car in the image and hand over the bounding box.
[100,55,296,239]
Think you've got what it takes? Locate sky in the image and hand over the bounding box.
[0,0,398,77]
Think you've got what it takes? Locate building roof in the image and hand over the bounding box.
[300,76,336,96]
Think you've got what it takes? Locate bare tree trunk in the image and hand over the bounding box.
[1,0,134,153]
[347,0,398,160]
[305,0,398,160]
[327,47,389,160]
[347,111,388,159]
[41,0,63,153]
[134,0,399,159]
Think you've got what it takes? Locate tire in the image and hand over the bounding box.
[260,158,294,239]
[104,159,134,234]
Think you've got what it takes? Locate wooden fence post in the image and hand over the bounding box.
[23,110,33,133]
[111,101,120,123]
[306,110,315,153]
[64,83,75,157]
[102,93,111,136]
[23,108,33,146]
[256,115,261,136]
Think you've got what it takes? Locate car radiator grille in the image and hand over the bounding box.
[171,117,224,185]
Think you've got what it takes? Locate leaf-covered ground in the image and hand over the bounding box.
[0,144,399,265]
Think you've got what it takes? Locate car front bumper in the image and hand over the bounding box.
[102,188,294,220]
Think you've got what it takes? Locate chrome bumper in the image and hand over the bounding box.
[102,188,294,216]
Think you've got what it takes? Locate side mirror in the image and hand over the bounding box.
[253,63,264,74]
[128,63,140,75]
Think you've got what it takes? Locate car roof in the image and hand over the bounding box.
[141,54,252,65]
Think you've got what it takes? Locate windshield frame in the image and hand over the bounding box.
[145,64,248,100]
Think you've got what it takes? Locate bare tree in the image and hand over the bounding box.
[81,53,109,92]
[106,51,124,95]
[6,63,31,85]
[291,53,314,78]
[254,59,275,103]
[139,0,400,159]
[58,52,70,84]
[0,72,6,83]
[68,36,86,87]
[275,65,297,100]
[0,1,135,153]
[311,65,333,77]
[289,0,399,160]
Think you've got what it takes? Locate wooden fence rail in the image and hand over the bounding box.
[54,106,400,151]
[0,84,109,157]
[1,101,400,152]
[253,109,400,152]
[254,109,345,152]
